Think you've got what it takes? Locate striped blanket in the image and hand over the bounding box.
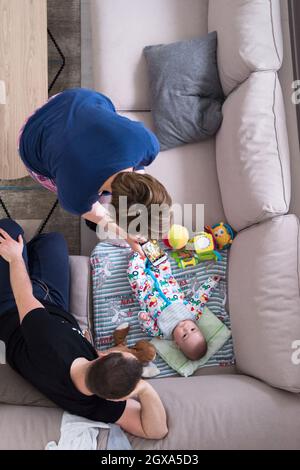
[91,243,235,377]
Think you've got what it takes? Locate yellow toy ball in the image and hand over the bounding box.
[168,224,189,250]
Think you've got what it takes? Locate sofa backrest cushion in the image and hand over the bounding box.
[208,0,283,95]
[228,214,300,392]
[216,71,291,232]
[0,364,55,408]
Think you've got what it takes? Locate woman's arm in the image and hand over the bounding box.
[83,201,127,240]
[116,380,168,440]
[82,201,145,256]
[81,201,109,225]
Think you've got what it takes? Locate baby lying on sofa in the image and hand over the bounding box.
[127,252,220,361]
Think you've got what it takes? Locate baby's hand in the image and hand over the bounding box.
[139,312,150,321]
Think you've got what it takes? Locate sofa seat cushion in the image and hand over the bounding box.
[216,71,291,232]
[90,0,209,110]
[208,0,283,95]
[0,364,55,408]
[228,215,300,392]
[0,404,63,450]
[128,374,300,450]
[1,375,300,450]
[119,111,225,228]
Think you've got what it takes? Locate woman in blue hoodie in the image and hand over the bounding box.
[18,88,171,253]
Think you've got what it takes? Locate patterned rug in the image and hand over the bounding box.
[91,243,235,378]
[0,177,80,254]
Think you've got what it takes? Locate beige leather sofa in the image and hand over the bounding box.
[1,0,300,450]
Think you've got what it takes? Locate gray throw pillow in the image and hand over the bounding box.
[143,31,224,151]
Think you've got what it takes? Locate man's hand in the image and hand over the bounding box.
[108,379,150,402]
[124,379,150,400]
[0,227,44,322]
[0,229,24,263]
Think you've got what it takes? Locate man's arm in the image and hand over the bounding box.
[116,380,168,440]
[9,258,44,323]
[0,228,44,323]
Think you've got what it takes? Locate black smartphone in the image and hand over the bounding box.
[141,240,168,267]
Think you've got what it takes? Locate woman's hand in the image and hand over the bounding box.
[126,234,146,258]
[0,229,24,263]
[83,203,146,257]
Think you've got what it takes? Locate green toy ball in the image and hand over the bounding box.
[168,224,189,250]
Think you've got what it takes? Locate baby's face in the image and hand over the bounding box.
[173,320,206,360]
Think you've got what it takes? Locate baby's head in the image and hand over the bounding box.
[173,320,207,361]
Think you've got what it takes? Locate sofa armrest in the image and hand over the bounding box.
[69,255,92,333]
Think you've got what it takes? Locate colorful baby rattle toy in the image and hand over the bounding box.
[163,222,235,269]
[205,222,235,250]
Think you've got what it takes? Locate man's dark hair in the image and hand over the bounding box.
[85,353,143,400]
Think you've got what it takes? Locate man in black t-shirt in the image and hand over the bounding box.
[0,219,167,440]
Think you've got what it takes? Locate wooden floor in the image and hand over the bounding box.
[0,0,48,180]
